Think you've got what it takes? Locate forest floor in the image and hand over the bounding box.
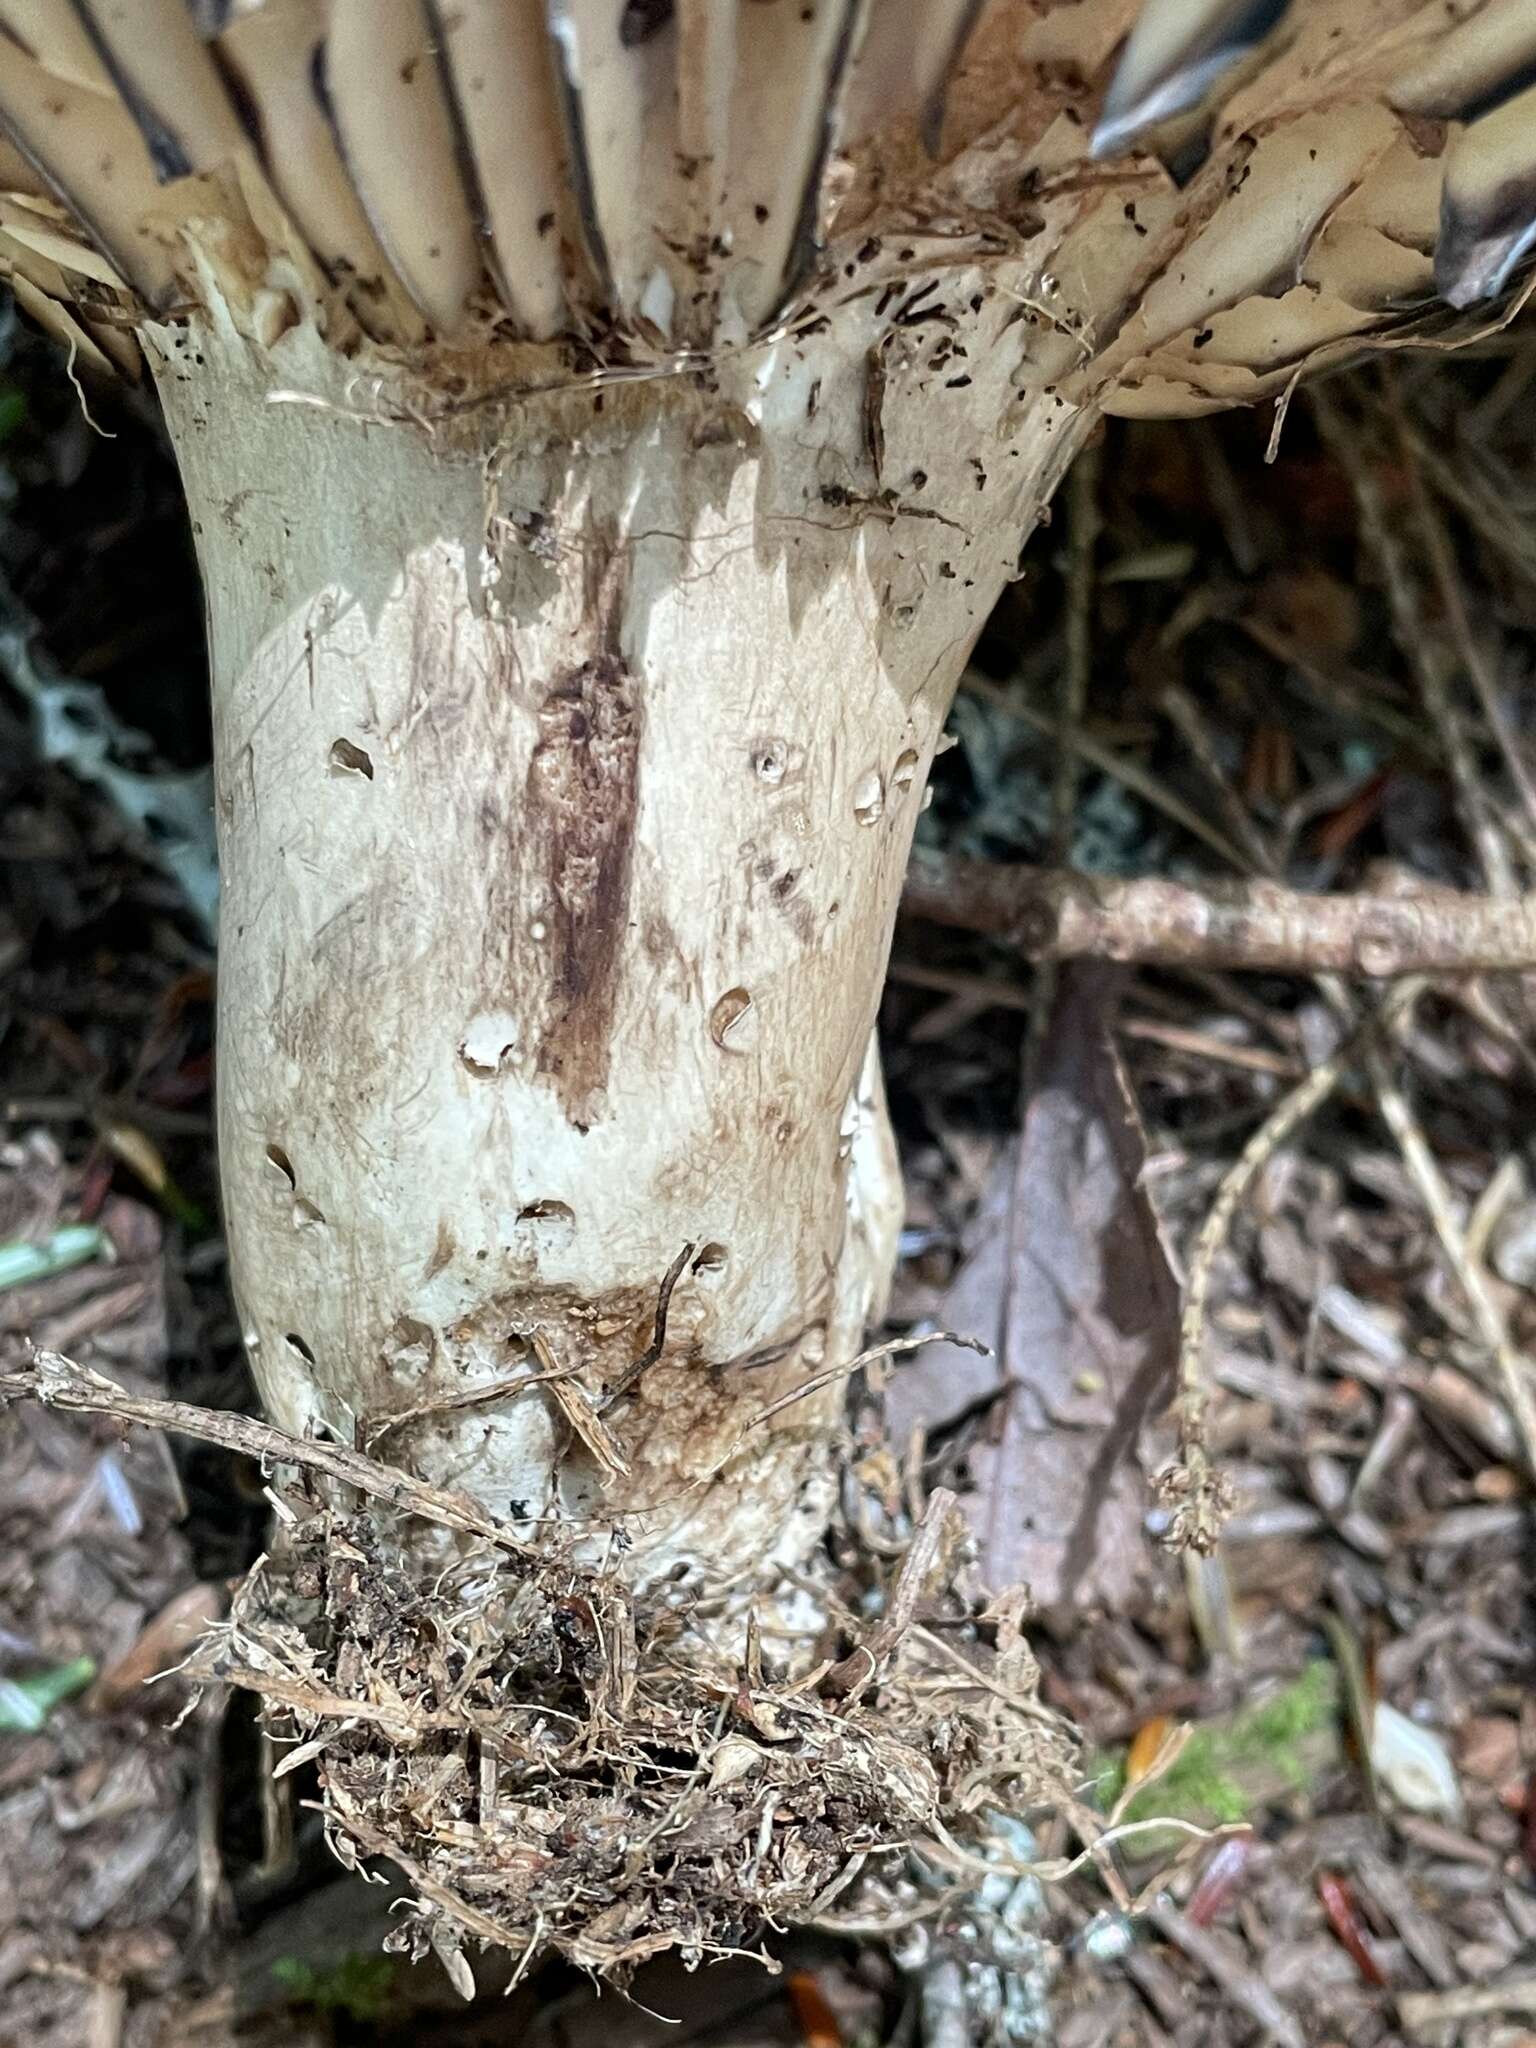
[2,308,1535,2047]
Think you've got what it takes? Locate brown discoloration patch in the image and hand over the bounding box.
[423,1219,457,1284]
[524,657,639,1118]
[427,1275,823,1522]
[499,552,641,1127]
[754,850,817,947]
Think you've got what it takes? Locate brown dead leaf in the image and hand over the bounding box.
[891,965,1178,1615]
[89,1581,224,1710]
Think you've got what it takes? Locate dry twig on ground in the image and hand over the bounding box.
[905,856,1536,977]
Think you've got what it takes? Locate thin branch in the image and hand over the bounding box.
[1391,382,1536,856]
[1398,1979,1536,2034]
[1361,1037,1536,1476]
[1164,980,1421,1551]
[748,1329,989,1428]
[603,1241,695,1406]
[1312,385,1518,897]
[959,673,1253,872]
[1147,1899,1306,2048]
[364,1358,586,1451]
[4,1351,527,1552]
[904,853,1536,977]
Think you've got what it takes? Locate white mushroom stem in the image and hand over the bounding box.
[149,297,1087,1589]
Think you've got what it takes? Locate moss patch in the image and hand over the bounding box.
[1092,1660,1341,1833]
[271,1951,397,2023]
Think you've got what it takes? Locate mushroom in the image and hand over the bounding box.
[0,2,1528,1596]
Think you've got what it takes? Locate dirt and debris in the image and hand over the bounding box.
[886,355,1536,2046]
[0,1135,221,2046]
[4,1353,1076,1993]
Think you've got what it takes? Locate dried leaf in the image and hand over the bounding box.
[900,966,1179,1613]
[88,1582,223,1708]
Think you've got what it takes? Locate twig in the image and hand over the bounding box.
[1148,1898,1306,2048]
[1236,616,1429,755]
[1166,981,1422,1550]
[904,853,1536,976]
[1159,683,1276,875]
[4,1351,528,1551]
[886,957,1033,1015]
[254,1726,295,1889]
[1390,379,1536,853]
[530,1331,629,1477]
[85,1981,126,2048]
[1312,385,1517,897]
[364,1359,587,1450]
[604,1241,695,1405]
[748,1329,988,1428]
[1120,1017,1298,1079]
[822,1488,958,1699]
[193,1693,229,1936]
[960,673,1252,871]
[1398,1977,1536,2035]
[1394,410,1536,592]
[1361,1036,1536,1475]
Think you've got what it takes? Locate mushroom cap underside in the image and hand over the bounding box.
[0,0,1530,412]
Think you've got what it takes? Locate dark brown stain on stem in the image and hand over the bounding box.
[507,553,640,1127]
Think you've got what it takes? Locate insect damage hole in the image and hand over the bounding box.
[514,1200,575,1245]
[327,737,374,779]
[709,987,756,1051]
[265,1143,296,1189]
[751,739,789,786]
[852,769,885,825]
[284,1331,316,1364]
[458,1012,521,1077]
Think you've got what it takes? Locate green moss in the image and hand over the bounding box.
[1092,1660,1340,1833]
[1243,1658,1337,1756]
[271,1951,397,2023]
